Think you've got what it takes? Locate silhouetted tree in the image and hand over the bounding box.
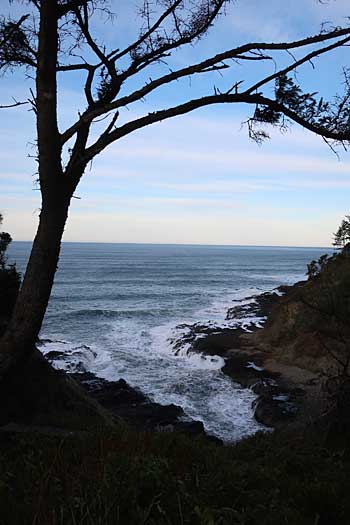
[1,1,350,377]
[306,260,319,280]
[0,215,12,269]
[333,216,350,249]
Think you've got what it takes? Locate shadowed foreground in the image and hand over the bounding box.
[1,422,350,525]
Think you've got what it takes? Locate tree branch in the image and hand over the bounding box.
[252,93,350,142]
[58,0,89,18]
[244,35,350,95]
[57,62,93,72]
[80,83,350,165]
[113,0,184,63]
[81,93,251,163]
[0,99,28,110]
[60,26,350,145]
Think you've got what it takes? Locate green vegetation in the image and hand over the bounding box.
[0,214,20,336]
[333,215,350,250]
[306,253,334,280]
[1,425,350,525]
[306,215,350,280]
[2,219,350,524]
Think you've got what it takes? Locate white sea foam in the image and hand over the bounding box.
[38,339,98,372]
[39,284,274,441]
[26,243,323,443]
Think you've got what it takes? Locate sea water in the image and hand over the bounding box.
[7,242,329,442]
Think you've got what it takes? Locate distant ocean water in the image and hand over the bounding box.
[7,242,331,442]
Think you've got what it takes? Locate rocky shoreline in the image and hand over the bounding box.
[171,282,320,429]
[42,278,324,438]
[42,341,222,443]
[69,371,222,443]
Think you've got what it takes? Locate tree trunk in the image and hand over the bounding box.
[0,0,67,379]
[0,1,88,381]
[0,193,72,378]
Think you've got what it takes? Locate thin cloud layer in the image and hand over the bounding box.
[1,2,350,246]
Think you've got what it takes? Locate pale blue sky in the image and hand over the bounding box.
[1,0,350,246]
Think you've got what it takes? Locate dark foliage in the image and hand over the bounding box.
[306,253,336,280]
[0,215,20,336]
[0,426,350,525]
[251,72,350,144]
[0,15,34,71]
[333,215,350,249]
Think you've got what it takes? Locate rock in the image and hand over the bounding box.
[255,255,350,375]
[251,379,280,397]
[193,327,246,356]
[45,350,66,361]
[222,353,280,388]
[252,393,299,427]
[69,371,217,441]
[226,290,284,322]
[69,372,147,407]
[173,420,205,435]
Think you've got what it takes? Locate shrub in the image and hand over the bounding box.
[0,214,21,336]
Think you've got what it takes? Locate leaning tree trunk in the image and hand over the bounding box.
[0,191,73,376]
[0,0,73,379]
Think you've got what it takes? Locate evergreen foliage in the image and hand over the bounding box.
[306,253,334,280]
[333,215,350,249]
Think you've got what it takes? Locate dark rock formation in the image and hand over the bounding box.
[253,394,299,427]
[251,379,302,427]
[221,353,301,427]
[69,371,221,442]
[225,285,293,322]
[193,327,247,356]
[222,352,278,387]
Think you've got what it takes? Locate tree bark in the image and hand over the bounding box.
[0,194,72,377]
[0,0,73,379]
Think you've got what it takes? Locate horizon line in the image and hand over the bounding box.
[11,240,334,250]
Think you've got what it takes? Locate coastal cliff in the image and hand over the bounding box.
[251,251,350,375]
[1,252,350,523]
[186,250,350,428]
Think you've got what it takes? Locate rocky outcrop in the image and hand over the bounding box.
[179,262,350,428]
[220,349,304,427]
[225,285,292,322]
[252,252,350,375]
[68,371,220,442]
[188,252,350,428]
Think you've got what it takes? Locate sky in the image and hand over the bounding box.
[1,0,350,246]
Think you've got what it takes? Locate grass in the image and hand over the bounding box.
[0,423,350,524]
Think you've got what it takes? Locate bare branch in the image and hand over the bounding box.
[113,0,184,62]
[244,35,350,95]
[57,62,93,72]
[81,77,350,165]
[60,26,350,145]
[81,92,251,163]
[0,99,28,110]
[121,0,228,79]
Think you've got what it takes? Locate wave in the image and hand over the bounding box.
[46,307,177,321]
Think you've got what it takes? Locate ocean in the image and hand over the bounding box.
[7,242,330,442]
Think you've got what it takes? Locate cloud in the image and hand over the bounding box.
[1,4,349,247]
[107,143,350,177]
[58,209,336,247]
